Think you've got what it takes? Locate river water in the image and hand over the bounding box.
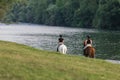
[0,23,120,60]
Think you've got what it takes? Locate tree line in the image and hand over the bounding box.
[1,0,120,30]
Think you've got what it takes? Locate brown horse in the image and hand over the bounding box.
[84,46,95,58]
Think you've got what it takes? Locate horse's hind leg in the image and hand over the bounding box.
[91,54,95,58]
[84,50,89,57]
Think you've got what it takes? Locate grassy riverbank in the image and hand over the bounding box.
[0,41,120,80]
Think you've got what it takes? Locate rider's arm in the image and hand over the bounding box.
[90,40,93,44]
[84,40,87,46]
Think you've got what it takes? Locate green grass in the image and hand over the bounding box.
[0,41,120,80]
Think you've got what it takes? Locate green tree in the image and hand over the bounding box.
[4,1,27,22]
[93,0,120,30]
[29,0,49,24]
[73,0,98,28]
[0,0,15,21]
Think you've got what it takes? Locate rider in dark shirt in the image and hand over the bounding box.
[83,35,92,48]
[57,35,64,52]
[59,35,64,43]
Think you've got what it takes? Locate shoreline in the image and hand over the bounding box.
[106,60,120,64]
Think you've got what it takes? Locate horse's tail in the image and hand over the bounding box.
[85,47,95,58]
[91,47,95,58]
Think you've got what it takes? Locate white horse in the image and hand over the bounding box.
[58,44,67,54]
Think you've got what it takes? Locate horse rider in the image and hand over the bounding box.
[83,35,95,58]
[57,35,64,52]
